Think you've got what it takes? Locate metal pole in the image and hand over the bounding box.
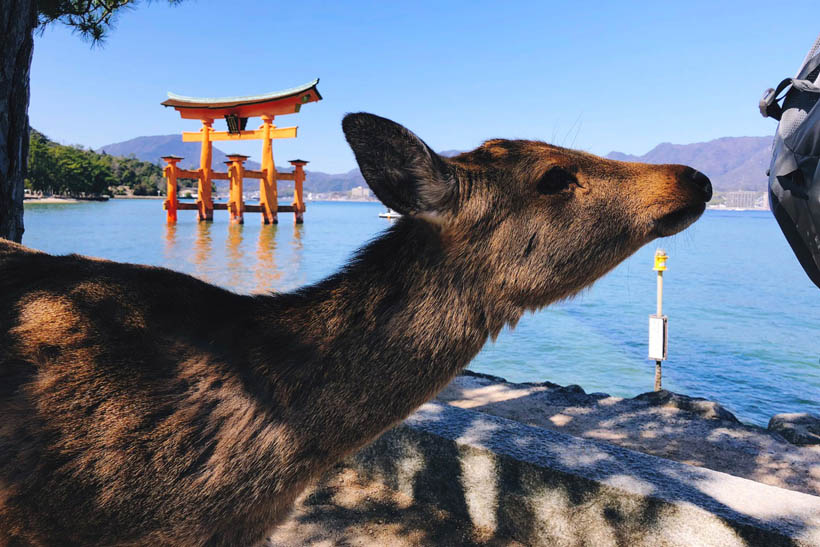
[655,267,663,391]
[652,249,668,392]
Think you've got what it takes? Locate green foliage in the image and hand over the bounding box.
[36,1,182,43]
[26,131,57,192]
[106,154,164,195]
[37,1,136,42]
[26,129,163,197]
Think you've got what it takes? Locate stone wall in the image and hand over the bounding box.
[346,402,820,546]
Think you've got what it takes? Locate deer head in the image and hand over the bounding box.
[343,112,711,322]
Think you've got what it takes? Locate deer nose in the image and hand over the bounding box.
[686,168,712,202]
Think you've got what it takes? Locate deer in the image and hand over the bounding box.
[0,113,712,546]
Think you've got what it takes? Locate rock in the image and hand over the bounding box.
[460,370,508,383]
[768,413,820,446]
[633,390,741,423]
[440,374,820,496]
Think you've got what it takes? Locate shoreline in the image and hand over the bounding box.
[25,196,168,203]
[24,198,771,208]
[24,197,80,204]
[706,206,769,212]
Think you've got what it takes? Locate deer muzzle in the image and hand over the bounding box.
[647,166,712,237]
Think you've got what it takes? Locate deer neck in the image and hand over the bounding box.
[259,218,516,456]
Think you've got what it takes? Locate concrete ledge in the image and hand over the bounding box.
[347,402,820,546]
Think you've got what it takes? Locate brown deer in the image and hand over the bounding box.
[0,113,711,546]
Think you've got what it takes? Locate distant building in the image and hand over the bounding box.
[725,191,758,209]
[760,191,769,210]
[349,186,372,199]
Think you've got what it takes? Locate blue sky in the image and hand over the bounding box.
[30,0,819,173]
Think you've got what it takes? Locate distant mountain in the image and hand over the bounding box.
[296,168,365,193]
[100,134,774,195]
[98,135,365,194]
[99,135,262,171]
[438,139,776,193]
[607,136,773,192]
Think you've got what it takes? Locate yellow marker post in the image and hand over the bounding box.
[649,249,669,391]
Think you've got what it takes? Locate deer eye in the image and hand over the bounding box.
[536,167,577,195]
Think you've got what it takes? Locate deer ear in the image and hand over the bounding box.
[342,113,456,217]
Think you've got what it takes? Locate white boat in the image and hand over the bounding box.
[378,208,401,219]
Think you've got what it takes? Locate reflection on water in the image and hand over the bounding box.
[292,223,304,251]
[146,203,381,296]
[226,224,244,290]
[288,223,305,289]
[255,225,280,294]
[163,223,177,264]
[159,219,312,295]
[194,222,213,280]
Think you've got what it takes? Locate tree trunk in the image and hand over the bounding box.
[0,0,37,243]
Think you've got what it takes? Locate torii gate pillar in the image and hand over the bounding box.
[260,115,278,224]
[198,119,214,221]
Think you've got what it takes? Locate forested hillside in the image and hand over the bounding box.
[27,130,165,197]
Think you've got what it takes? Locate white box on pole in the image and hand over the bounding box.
[648,315,668,361]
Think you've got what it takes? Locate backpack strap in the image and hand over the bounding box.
[760,77,820,120]
[760,78,792,120]
[761,49,820,120]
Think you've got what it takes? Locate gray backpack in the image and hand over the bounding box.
[760,34,820,288]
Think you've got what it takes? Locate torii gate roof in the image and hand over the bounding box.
[161,79,322,120]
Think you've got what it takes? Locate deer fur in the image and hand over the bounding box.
[0,113,711,546]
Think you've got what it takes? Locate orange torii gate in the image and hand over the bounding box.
[160,79,321,224]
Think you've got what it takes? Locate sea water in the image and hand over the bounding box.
[22,199,819,425]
